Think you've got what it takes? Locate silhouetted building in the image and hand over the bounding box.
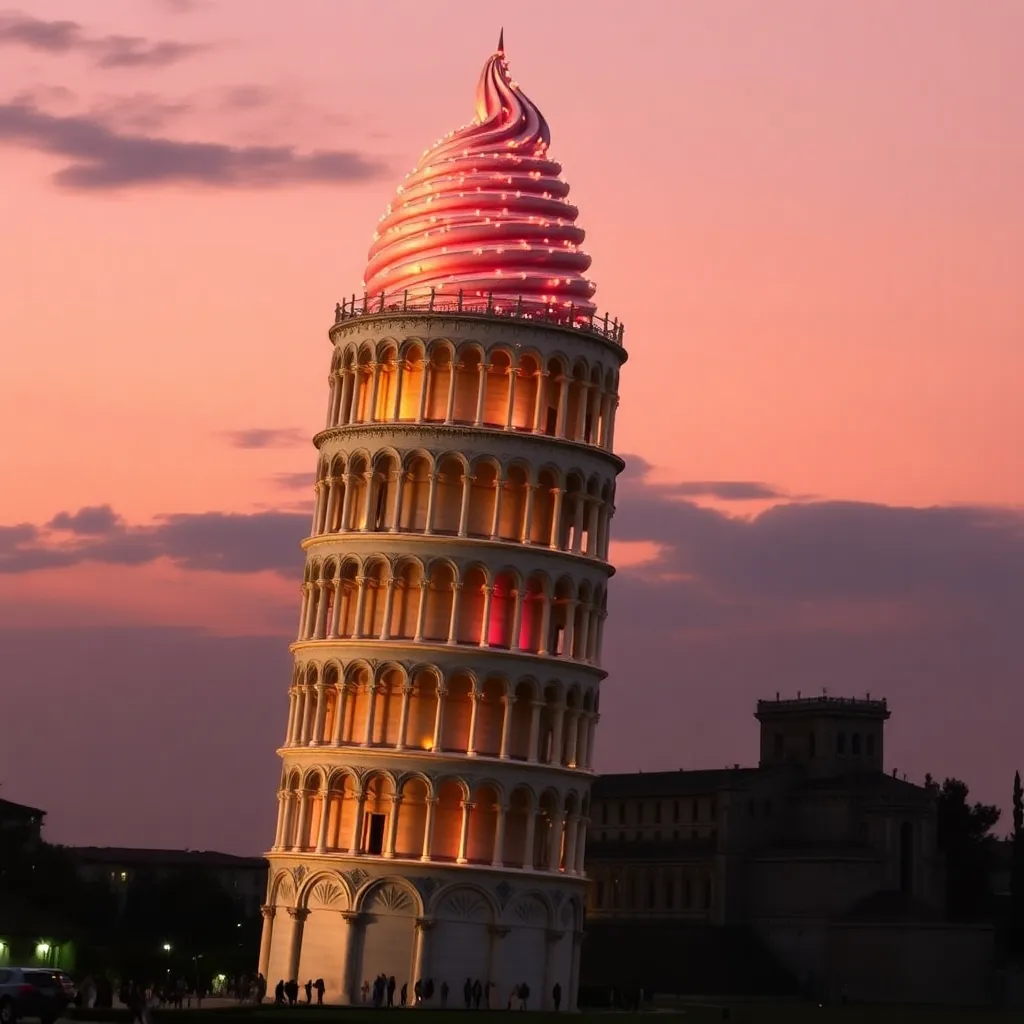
[70,847,268,916]
[582,696,994,1005]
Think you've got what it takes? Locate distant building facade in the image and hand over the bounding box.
[583,696,993,1005]
[0,797,45,848]
[70,848,269,917]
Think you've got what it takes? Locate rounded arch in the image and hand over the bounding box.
[297,869,353,912]
[353,876,425,917]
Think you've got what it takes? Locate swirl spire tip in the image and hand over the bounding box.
[497,27,504,53]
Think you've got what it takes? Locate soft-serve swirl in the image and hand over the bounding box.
[363,42,597,315]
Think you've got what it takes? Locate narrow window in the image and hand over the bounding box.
[852,733,862,755]
[673,800,680,823]
[692,798,699,821]
[637,801,644,825]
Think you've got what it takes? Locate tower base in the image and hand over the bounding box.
[260,854,585,1010]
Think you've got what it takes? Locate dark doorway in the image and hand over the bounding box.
[366,813,386,855]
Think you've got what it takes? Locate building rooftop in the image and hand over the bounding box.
[0,797,46,820]
[755,694,890,719]
[70,846,268,869]
[591,767,758,799]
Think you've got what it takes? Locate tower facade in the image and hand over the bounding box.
[259,40,626,1010]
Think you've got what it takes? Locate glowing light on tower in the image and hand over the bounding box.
[259,34,626,1011]
[363,39,596,314]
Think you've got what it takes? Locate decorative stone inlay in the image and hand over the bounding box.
[310,880,344,908]
[440,890,488,919]
[494,880,514,908]
[372,884,415,912]
[413,876,442,900]
[291,865,307,886]
[513,895,546,922]
[343,867,369,889]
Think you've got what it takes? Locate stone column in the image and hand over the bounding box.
[273,792,287,849]
[446,583,461,644]
[489,477,504,539]
[257,905,275,977]
[339,912,364,1004]
[293,790,311,851]
[411,918,435,989]
[338,371,353,426]
[339,472,355,531]
[564,711,580,767]
[550,704,565,764]
[520,484,535,543]
[466,692,480,755]
[417,362,430,421]
[548,814,565,872]
[562,600,576,659]
[576,712,591,769]
[299,688,314,745]
[492,804,507,868]
[543,930,564,1009]
[474,363,488,425]
[379,579,395,640]
[367,361,381,421]
[350,790,366,853]
[396,684,413,750]
[315,788,331,853]
[571,499,585,554]
[563,814,580,874]
[478,585,494,647]
[549,488,564,548]
[432,687,447,751]
[313,578,329,639]
[331,686,347,745]
[527,700,544,762]
[445,361,458,423]
[352,576,368,637]
[392,361,405,420]
[586,499,601,555]
[457,474,473,536]
[538,597,552,655]
[505,366,517,429]
[586,714,599,769]
[361,681,377,746]
[456,800,474,864]
[509,589,524,651]
[555,375,568,436]
[360,471,376,530]
[420,798,437,861]
[486,926,510,997]
[499,695,514,758]
[383,795,403,858]
[390,472,406,531]
[312,681,328,745]
[329,575,344,638]
[297,583,311,639]
[414,580,429,642]
[574,382,589,440]
[285,907,308,981]
[523,806,537,869]
[532,369,548,432]
[285,690,298,746]
[576,605,591,662]
[424,470,439,534]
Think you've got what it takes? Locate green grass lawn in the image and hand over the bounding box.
[70,1004,1022,1024]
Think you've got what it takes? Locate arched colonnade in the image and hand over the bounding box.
[325,338,620,452]
[310,450,615,562]
[273,767,590,878]
[297,557,608,665]
[284,660,600,769]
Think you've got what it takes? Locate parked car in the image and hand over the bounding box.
[0,968,75,1024]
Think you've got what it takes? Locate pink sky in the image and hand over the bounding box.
[1,0,1022,853]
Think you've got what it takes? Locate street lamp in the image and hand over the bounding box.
[162,944,172,974]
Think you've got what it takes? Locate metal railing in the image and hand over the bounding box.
[332,288,625,345]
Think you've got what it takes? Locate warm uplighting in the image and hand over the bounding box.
[36,942,50,956]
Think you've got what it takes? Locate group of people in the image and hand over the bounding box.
[268,973,562,1010]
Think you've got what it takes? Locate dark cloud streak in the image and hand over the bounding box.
[0,99,387,190]
[227,428,307,450]
[0,11,203,68]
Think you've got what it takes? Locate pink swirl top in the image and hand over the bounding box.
[363,39,597,316]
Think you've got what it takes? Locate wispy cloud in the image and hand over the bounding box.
[0,99,388,190]
[0,11,204,68]
[226,428,308,450]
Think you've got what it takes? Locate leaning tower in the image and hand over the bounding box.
[259,37,626,1010]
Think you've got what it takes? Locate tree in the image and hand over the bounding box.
[1011,770,1024,943]
[934,776,1000,920]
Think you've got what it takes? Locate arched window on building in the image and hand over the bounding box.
[852,733,862,755]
